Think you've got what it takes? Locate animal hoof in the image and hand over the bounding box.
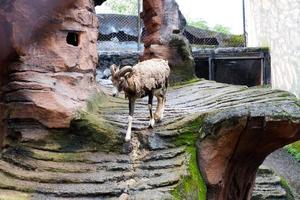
[154,117,162,123]
[125,135,131,142]
[149,119,155,128]
[154,113,163,122]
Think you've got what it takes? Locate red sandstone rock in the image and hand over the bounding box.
[0,0,98,137]
[141,0,195,83]
[197,107,300,200]
[0,103,4,148]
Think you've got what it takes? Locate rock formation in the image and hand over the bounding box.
[0,0,99,146]
[140,0,195,83]
[197,93,300,199]
[0,79,299,199]
[0,1,299,199]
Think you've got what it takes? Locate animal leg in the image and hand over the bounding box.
[154,96,164,122]
[160,87,167,120]
[125,97,135,142]
[160,96,166,120]
[148,92,155,128]
[154,88,167,122]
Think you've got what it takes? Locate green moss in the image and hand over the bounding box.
[171,116,207,200]
[25,93,124,153]
[285,141,300,162]
[279,176,295,200]
[167,34,196,85]
[223,34,245,47]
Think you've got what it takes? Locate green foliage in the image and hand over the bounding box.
[222,34,245,47]
[285,141,300,161]
[212,24,231,34]
[103,0,138,15]
[187,19,232,35]
[188,18,209,30]
[279,176,295,200]
[171,116,207,200]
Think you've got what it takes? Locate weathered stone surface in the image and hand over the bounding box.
[253,165,292,200]
[197,99,300,199]
[0,0,77,149]
[140,0,195,83]
[0,80,299,199]
[0,103,4,148]
[0,0,99,139]
[263,148,300,199]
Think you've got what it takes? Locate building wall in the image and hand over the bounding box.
[245,0,300,97]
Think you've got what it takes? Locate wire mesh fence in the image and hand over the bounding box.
[96,0,142,52]
[97,14,142,52]
[183,26,245,49]
[96,0,245,52]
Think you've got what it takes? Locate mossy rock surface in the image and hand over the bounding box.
[285,141,300,161]
[167,34,196,85]
[0,79,299,199]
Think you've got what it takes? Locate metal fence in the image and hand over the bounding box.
[96,0,245,52]
[96,0,142,52]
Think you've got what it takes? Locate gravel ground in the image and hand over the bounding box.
[263,148,300,199]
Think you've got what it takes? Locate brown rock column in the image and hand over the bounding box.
[141,0,195,83]
[0,103,4,148]
[0,0,99,141]
[197,108,300,200]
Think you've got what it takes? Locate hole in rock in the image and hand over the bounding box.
[66,32,79,46]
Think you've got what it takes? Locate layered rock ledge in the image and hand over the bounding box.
[0,0,99,147]
[0,79,299,199]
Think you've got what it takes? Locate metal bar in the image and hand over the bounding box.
[208,53,215,80]
[212,56,264,60]
[211,58,215,81]
[137,0,141,51]
[242,0,247,47]
[208,56,213,80]
[263,53,267,85]
[260,52,264,85]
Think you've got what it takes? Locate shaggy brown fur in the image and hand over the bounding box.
[125,59,170,97]
[110,58,170,142]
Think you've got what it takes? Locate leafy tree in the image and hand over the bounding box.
[212,24,231,34]
[187,19,232,35]
[188,18,209,30]
[103,0,138,15]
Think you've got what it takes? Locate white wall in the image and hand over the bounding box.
[246,0,300,97]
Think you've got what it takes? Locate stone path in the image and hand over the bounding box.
[264,149,300,199]
[0,80,299,199]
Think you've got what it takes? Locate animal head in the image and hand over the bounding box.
[110,64,133,97]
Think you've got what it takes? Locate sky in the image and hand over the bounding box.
[96,0,244,34]
[175,0,244,34]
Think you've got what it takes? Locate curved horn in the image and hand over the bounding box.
[116,66,133,77]
[110,64,117,76]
